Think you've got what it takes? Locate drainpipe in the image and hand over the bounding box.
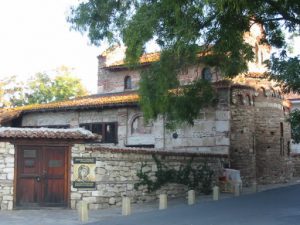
[163,115,166,150]
[125,108,129,146]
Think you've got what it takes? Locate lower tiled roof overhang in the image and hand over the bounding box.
[0,127,99,141]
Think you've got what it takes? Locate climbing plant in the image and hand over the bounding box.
[134,154,214,195]
[287,109,300,144]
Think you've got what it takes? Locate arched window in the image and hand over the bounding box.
[131,116,152,134]
[124,76,132,90]
[271,88,276,97]
[202,67,212,81]
[259,87,266,97]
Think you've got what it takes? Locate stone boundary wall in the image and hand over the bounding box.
[71,144,227,210]
[0,142,14,210]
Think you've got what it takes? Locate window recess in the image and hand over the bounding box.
[80,122,118,143]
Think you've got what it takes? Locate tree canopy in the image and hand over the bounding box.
[0,67,87,107]
[68,0,300,129]
[0,76,23,108]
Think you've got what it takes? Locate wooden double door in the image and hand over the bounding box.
[16,145,69,207]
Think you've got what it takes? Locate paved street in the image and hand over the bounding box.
[0,184,299,225]
[88,184,300,225]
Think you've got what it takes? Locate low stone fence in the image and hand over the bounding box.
[0,142,15,210]
[71,144,227,210]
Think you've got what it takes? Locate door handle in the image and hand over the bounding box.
[36,176,41,182]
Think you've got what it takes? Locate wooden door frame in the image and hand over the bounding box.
[13,140,72,209]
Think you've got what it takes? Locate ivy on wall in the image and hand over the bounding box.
[134,154,214,195]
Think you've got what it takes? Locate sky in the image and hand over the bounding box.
[0,0,103,94]
[0,1,299,94]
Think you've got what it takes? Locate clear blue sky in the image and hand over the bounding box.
[0,0,103,93]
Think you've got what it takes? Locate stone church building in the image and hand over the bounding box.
[0,24,295,210]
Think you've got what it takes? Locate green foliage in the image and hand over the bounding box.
[1,67,88,107]
[139,47,217,129]
[287,109,300,143]
[25,73,54,105]
[0,76,24,108]
[134,154,214,194]
[68,0,300,128]
[268,55,300,93]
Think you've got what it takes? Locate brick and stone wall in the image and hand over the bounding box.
[70,144,227,210]
[230,86,256,186]
[97,50,220,95]
[164,107,230,154]
[21,100,230,155]
[254,95,293,184]
[0,142,14,210]
[292,155,300,177]
[229,78,294,185]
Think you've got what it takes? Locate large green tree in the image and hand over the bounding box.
[1,67,88,107]
[68,0,300,129]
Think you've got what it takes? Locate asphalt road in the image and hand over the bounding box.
[88,184,300,225]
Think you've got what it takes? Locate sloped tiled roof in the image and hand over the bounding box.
[0,110,21,125]
[0,92,139,125]
[244,72,266,78]
[4,92,138,112]
[104,52,160,69]
[0,127,98,140]
[102,51,214,70]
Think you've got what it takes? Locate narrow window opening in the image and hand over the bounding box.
[260,51,264,64]
[202,67,212,81]
[280,122,284,156]
[247,95,251,105]
[280,122,283,137]
[124,76,132,90]
[255,44,259,63]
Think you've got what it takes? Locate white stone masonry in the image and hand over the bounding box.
[0,142,14,210]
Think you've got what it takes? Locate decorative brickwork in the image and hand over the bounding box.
[230,87,256,186]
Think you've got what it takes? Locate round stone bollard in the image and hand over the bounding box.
[188,190,195,205]
[213,186,219,201]
[78,200,89,223]
[122,196,131,216]
[252,181,258,193]
[234,183,240,197]
[159,194,168,210]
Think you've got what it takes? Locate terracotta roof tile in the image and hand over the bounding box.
[0,127,99,140]
[8,92,138,112]
[0,92,139,125]
[244,72,266,78]
[104,52,160,69]
[0,110,21,124]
